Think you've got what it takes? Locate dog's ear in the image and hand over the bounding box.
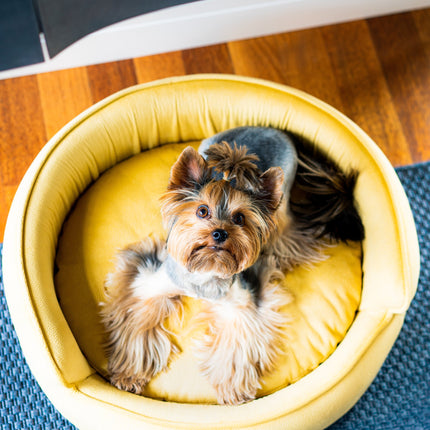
[168,147,211,190]
[259,167,284,211]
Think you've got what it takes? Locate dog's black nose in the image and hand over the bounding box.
[212,229,228,243]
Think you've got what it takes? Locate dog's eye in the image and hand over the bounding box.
[196,205,210,219]
[232,212,245,226]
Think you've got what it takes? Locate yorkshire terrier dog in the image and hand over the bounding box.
[101,126,364,405]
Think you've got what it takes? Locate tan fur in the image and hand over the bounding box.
[205,140,262,191]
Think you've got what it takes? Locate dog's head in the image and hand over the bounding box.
[160,143,284,278]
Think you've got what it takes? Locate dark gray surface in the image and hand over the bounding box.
[0,0,43,71]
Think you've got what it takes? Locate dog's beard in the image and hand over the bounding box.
[187,245,239,278]
[166,218,267,278]
[166,222,264,279]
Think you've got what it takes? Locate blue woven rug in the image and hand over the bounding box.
[1,162,429,430]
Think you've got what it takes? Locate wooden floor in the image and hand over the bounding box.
[0,8,429,240]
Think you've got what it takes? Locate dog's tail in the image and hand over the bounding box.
[290,144,365,242]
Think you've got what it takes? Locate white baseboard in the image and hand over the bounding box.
[1,0,429,80]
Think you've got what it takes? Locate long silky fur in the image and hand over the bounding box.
[194,264,292,405]
[205,140,262,191]
[100,238,183,394]
[290,140,365,242]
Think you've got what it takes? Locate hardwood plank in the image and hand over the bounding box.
[87,59,137,103]
[413,9,430,90]
[229,31,344,110]
[412,8,430,45]
[320,20,412,166]
[0,76,46,240]
[0,184,18,241]
[228,35,285,84]
[37,67,93,139]
[182,44,234,74]
[368,12,430,164]
[0,76,46,185]
[133,51,185,83]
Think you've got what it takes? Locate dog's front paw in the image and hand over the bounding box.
[196,330,262,405]
[213,367,259,405]
[106,323,180,394]
[110,373,150,395]
[194,280,289,406]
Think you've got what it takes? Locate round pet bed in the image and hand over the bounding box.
[3,74,419,429]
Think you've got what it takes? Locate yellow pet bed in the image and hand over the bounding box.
[3,74,419,429]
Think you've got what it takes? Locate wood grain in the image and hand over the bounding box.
[134,51,185,83]
[0,184,18,238]
[320,20,412,166]
[0,76,46,238]
[0,76,46,185]
[229,31,344,109]
[182,44,234,74]
[87,59,137,102]
[413,8,430,45]
[228,35,287,85]
[37,67,93,139]
[367,12,430,163]
[0,8,429,240]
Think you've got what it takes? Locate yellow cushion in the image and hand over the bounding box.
[2,75,419,429]
[55,141,362,403]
